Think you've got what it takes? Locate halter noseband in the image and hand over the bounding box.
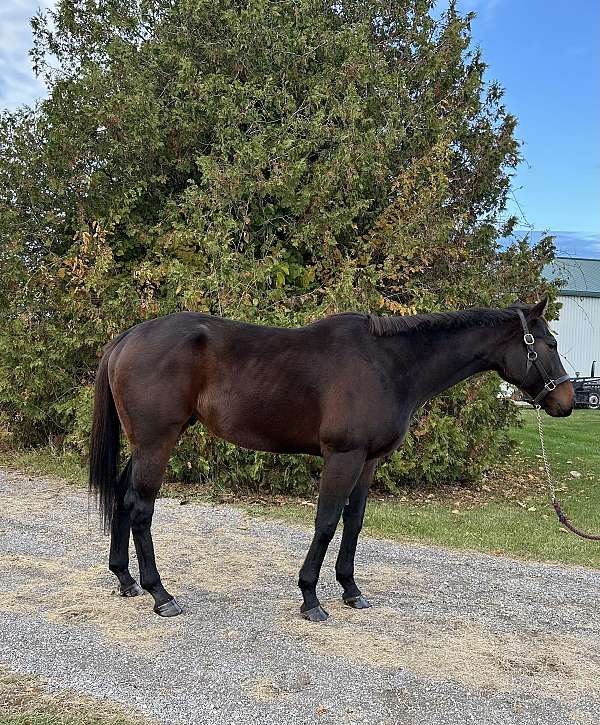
[515,308,570,407]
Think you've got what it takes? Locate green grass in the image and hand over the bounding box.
[245,409,600,568]
[0,446,87,488]
[1,409,598,567]
[0,669,147,725]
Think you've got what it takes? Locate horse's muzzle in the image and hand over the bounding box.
[543,381,575,417]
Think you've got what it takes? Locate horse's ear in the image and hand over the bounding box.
[527,296,549,320]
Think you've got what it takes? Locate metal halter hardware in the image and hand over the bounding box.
[515,308,571,407]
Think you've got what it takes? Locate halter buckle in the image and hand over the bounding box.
[523,333,535,345]
[545,380,556,392]
[527,350,538,361]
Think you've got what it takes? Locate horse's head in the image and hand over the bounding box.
[498,298,574,417]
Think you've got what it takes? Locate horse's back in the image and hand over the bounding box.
[106,311,383,454]
[195,313,373,454]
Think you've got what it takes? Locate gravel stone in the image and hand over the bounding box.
[0,467,599,724]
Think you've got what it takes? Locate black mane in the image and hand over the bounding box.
[367,306,525,337]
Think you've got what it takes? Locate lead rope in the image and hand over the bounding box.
[535,405,600,541]
[535,405,554,499]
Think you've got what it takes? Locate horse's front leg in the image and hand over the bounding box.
[335,459,376,609]
[298,448,366,622]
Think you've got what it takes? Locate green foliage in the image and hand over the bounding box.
[0,0,558,492]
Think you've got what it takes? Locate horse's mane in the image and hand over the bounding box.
[367,306,525,338]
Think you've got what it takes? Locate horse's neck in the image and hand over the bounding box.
[394,324,502,405]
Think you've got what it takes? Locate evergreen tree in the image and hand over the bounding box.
[0,0,556,490]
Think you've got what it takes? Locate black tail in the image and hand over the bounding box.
[89,344,122,532]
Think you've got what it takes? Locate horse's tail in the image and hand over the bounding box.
[89,337,125,532]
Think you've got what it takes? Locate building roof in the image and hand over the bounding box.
[543,257,600,298]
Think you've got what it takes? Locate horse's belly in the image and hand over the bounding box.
[196,387,321,455]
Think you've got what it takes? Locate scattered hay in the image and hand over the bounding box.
[569,709,598,724]
[0,554,173,646]
[3,466,600,712]
[154,513,299,595]
[242,676,285,702]
[0,474,300,645]
[0,665,153,723]
[283,607,600,699]
[362,563,428,593]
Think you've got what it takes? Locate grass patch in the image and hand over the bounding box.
[1,409,598,567]
[0,668,148,725]
[244,409,600,568]
[0,446,87,488]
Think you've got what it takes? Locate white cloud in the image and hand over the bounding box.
[0,1,55,111]
[514,231,600,259]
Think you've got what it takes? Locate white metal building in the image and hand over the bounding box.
[543,257,600,377]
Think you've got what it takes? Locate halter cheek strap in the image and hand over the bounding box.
[515,309,571,406]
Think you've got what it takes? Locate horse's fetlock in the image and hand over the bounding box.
[140,576,160,592]
[298,574,315,592]
[335,566,353,583]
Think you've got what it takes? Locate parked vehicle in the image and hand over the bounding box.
[572,361,600,410]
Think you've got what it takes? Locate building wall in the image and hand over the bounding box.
[552,295,600,377]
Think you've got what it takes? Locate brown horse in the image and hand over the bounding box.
[89,298,574,621]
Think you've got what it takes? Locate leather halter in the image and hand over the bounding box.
[515,308,571,407]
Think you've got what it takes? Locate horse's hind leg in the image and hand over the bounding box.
[335,460,376,609]
[108,459,143,597]
[124,430,182,617]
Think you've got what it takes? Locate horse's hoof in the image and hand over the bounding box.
[343,595,371,609]
[301,605,329,622]
[120,582,144,598]
[154,598,183,617]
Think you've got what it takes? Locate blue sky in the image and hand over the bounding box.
[1,0,598,257]
[457,0,600,257]
[0,1,52,110]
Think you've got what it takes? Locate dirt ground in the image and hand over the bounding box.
[1,467,599,725]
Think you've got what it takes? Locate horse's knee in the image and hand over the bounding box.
[315,517,339,543]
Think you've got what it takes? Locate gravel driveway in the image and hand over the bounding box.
[0,467,599,725]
